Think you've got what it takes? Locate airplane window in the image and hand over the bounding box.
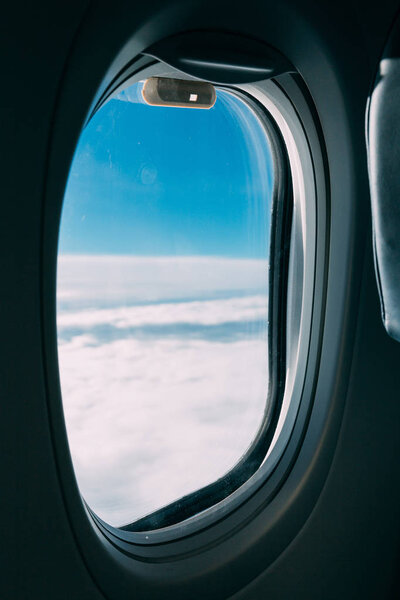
[57,79,277,529]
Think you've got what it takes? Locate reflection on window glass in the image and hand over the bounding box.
[57,80,274,527]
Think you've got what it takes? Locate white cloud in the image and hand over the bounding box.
[57,256,269,527]
[57,294,267,333]
[57,255,268,308]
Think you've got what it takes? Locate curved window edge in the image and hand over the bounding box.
[64,62,319,546]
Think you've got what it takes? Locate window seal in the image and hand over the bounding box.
[54,61,320,550]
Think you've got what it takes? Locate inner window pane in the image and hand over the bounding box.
[57,80,275,527]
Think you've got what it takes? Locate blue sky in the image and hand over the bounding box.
[59,83,274,258]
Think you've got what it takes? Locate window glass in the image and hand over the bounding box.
[57,80,274,527]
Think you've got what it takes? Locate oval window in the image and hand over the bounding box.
[57,79,277,528]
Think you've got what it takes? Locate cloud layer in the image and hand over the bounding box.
[57,256,269,526]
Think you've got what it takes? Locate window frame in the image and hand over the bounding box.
[52,60,321,548]
[38,22,351,600]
